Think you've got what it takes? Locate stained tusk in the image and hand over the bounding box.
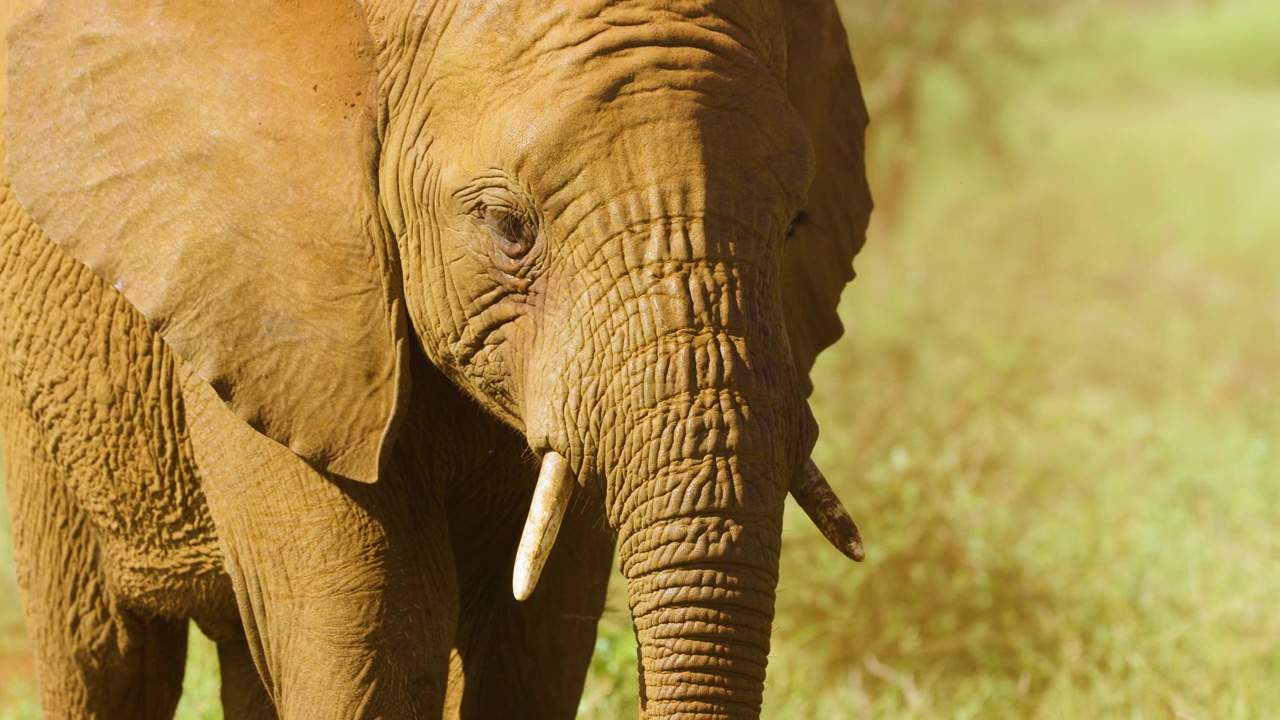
[513,451,576,601]
[791,459,865,562]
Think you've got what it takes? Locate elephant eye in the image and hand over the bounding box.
[481,204,538,259]
[786,210,810,239]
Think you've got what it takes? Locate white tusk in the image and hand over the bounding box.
[791,459,865,562]
[512,451,576,601]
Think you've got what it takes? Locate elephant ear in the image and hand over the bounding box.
[5,0,407,484]
[781,0,874,394]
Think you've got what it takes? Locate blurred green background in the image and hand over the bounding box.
[3,0,1278,716]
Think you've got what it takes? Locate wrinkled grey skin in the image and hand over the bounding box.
[0,0,871,717]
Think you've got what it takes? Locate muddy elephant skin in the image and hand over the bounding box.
[0,0,872,717]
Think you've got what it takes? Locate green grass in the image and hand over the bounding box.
[5,1,1279,717]
[0,454,37,718]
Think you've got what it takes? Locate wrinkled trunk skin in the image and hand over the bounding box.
[615,378,800,719]
[533,216,812,717]
[620,461,788,719]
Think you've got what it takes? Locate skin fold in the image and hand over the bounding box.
[0,0,870,718]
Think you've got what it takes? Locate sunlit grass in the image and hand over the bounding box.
[176,629,222,720]
[0,447,35,717]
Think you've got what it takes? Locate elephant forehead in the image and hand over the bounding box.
[432,1,788,102]
[443,0,788,71]
[423,1,812,221]
[452,61,810,205]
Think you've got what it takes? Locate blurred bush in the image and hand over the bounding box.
[838,0,1062,220]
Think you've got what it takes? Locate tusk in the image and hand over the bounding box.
[791,459,865,562]
[513,451,576,601]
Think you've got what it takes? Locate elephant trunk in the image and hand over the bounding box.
[606,328,801,718]
[619,464,786,719]
[521,213,863,716]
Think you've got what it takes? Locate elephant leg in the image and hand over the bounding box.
[445,455,615,720]
[216,633,277,720]
[5,428,187,719]
[181,374,458,718]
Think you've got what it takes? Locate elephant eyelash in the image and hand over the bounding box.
[457,180,542,266]
[479,203,539,259]
[786,210,810,238]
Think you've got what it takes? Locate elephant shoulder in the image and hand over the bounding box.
[0,176,230,622]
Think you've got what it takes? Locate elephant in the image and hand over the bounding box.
[0,0,872,717]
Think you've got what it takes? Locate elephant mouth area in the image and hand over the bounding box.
[542,335,788,472]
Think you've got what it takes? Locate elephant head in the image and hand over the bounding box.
[6,0,870,715]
